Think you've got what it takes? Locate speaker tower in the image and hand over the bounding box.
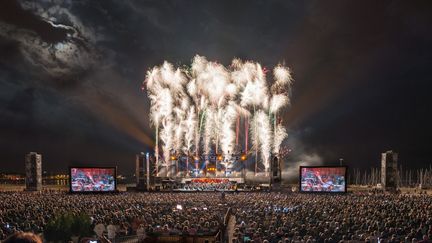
[381,150,398,191]
[136,153,156,191]
[271,155,282,183]
[25,152,42,191]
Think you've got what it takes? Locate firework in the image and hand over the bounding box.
[144,55,293,176]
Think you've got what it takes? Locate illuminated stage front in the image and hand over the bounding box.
[155,152,249,178]
[180,177,245,184]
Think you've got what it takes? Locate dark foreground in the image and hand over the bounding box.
[0,191,431,243]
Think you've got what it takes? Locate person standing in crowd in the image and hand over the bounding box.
[419,235,432,243]
[94,222,106,238]
[137,224,146,242]
[107,222,116,242]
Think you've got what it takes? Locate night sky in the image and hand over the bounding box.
[1,0,431,174]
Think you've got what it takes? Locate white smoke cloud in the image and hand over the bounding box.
[281,153,323,182]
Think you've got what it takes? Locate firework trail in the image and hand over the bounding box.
[273,125,288,154]
[252,110,272,172]
[144,55,293,176]
[183,107,196,171]
[220,103,238,160]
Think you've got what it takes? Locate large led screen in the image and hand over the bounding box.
[70,167,116,192]
[300,166,347,192]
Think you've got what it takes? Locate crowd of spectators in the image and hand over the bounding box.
[229,193,432,243]
[180,181,236,191]
[0,191,431,242]
[0,192,226,241]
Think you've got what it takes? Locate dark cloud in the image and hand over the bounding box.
[0,0,101,84]
[0,0,72,43]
